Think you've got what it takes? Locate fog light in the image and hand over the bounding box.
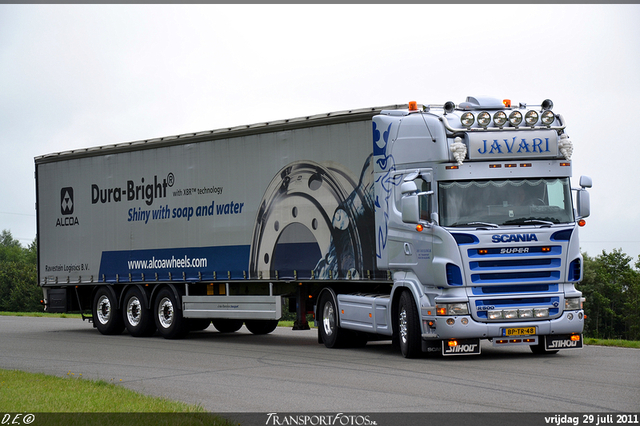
[534,308,549,318]
[578,312,584,320]
[567,313,574,320]
[488,310,503,320]
[503,309,518,319]
[446,318,455,326]
[461,317,469,325]
[519,309,533,319]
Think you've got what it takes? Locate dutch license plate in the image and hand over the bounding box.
[503,327,536,336]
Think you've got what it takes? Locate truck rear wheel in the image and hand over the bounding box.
[154,287,189,339]
[93,287,124,335]
[123,286,156,337]
[212,319,244,333]
[245,320,278,335]
[318,292,347,348]
[397,290,421,358]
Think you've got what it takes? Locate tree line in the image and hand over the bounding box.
[1,229,638,340]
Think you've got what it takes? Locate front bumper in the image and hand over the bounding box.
[421,309,584,340]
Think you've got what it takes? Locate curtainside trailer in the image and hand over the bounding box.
[36,97,591,357]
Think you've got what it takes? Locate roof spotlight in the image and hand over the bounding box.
[509,111,523,127]
[477,111,491,128]
[541,99,554,111]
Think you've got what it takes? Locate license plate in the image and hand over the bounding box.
[503,327,536,336]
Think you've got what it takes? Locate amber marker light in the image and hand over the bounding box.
[571,335,581,341]
[541,247,551,253]
[448,340,459,347]
[478,249,488,255]
[416,224,424,232]
[409,101,418,111]
[446,165,459,170]
[505,163,517,168]
[560,162,571,167]
[489,164,501,168]
[578,219,586,227]
[503,99,511,107]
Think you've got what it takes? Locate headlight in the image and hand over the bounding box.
[477,111,491,128]
[436,303,469,316]
[461,112,475,128]
[509,111,523,127]
[493,111,507,127]
[565,297,582,310]
[525,111,539,126]
[541,110,555,125]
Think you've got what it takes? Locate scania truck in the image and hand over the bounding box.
[35,96,591,357]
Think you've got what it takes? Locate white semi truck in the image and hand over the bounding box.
[36,96,590,357]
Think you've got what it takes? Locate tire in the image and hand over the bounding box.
[318,292,347,348]
[189,318,212,331]
[154,287,189,339]
[212,319,244,333]
[93,287,125,335]
[245,320,279,335]
[530,338,559,355]
[397,290,422,358]
[122,286,156,337]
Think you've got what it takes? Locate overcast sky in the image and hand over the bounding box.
[1,4,639,262]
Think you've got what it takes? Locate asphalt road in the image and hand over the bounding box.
[0,316,638,413]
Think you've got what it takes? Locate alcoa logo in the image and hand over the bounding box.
[61,187,74,215]
[492,233,538,243]
[57,187,79,227]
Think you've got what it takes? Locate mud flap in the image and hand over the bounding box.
[442,338,481,356]
[545,334,583,350]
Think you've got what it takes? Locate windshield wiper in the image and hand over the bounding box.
[503,219,554,227]
[450,221,499,229]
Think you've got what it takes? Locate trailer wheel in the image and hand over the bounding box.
[397,291,421,358]
[245,320,278,335]
[93,287,124,335]
[318,292,346,348]
[212,319,244,333]
[154,287,189,339]
[123,286,156,337]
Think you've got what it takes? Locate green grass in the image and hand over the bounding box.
[0,369,236,425]
[583,338,640,349]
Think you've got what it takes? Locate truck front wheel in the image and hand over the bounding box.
[123,286,156,337]
[397,290,422,358]
[93,287,124,335]
[154,287,189,339]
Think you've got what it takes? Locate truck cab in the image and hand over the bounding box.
[371,96,590,356]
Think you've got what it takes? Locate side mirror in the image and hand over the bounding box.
[402,194,420,224]
[576,189,590,218]
[579,175,592,188]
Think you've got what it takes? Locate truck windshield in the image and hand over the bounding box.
[438,178,574,227]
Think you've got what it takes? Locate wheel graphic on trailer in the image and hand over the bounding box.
[249,159,374,280]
